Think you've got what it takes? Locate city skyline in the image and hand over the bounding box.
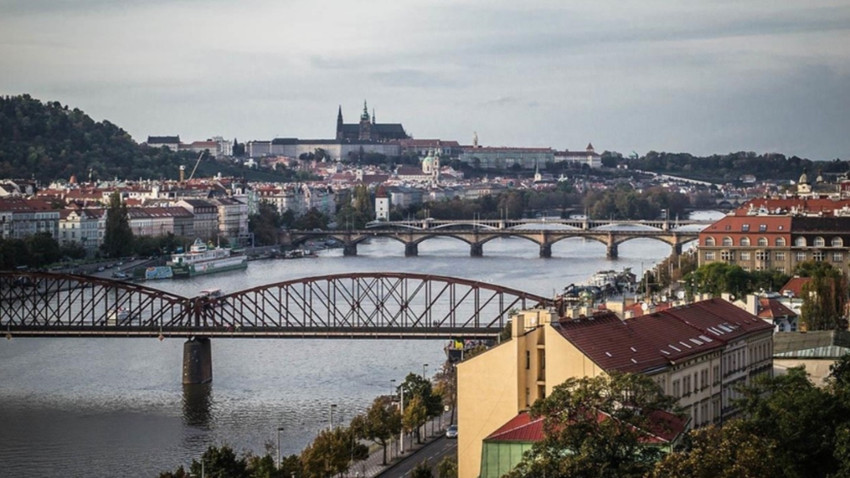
[1,0,849,160]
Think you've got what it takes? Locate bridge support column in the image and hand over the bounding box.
[405,243,419,257]
[470,243,483,257]
[606,237,618,259]
[539,243,552,258]
[673,242,683,256]
[343,243,357,256]
[182,337,212,384]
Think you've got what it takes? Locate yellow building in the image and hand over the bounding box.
[457,299,773,478]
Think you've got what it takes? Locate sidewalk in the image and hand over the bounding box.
[350,410,453,478]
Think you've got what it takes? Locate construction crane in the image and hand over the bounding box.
[187,151,205,181]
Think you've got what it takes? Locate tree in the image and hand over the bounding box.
[351,396,401,465]
[249,201,283,246]
[403,394,429,444]
[436,456,458,478]
[102,191,133,258]
[506,373,680,478]
[411,461,434,478]
[735,367,846,477]
[188,445,250,478]
[651,422,784,478]
[24,232,61,265]
[293,208,329,230]
[796,261,849,330]
[300,426,367,478]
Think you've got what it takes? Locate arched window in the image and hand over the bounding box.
[794,237,807,247]
[722,237,733,247]
[705,237,715,247]
[776,237,786,246]
[757,237,768,247]
[740,237,751,246]
[814,237,825,247]
[832,237,844,247]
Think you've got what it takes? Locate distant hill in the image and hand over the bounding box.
[0,95,295,183]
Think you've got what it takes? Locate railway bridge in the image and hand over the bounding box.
[1,271,551,384]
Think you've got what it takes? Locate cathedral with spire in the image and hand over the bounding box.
[336,101,410,142]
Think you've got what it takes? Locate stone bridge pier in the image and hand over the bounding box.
[606,235,618,259]
[343,242,357,256]
[182,337,212,384]
[470,243,484,257]
[539,243,552,258]
[405,242,419,257]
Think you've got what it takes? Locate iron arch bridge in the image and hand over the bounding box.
[0,271,552,340]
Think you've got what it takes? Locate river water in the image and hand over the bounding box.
[0,227,706,477]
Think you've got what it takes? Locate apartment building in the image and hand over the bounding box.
[456,299,772,478]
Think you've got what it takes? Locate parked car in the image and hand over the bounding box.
[446,425,458,438]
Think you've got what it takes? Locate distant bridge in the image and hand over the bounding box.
[285,219,707,258]
[1,271,551,383]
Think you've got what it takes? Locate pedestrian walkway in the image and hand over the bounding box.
[348,410,453,478]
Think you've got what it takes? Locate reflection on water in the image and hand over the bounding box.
[182,383,213,428]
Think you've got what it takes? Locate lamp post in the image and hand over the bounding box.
[277,426,284,469]
[400,386,405,454]
[329,404,337,429]
[422,363,429,380]
[390,379,396,398]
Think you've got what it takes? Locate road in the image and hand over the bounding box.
[377,435,457,477]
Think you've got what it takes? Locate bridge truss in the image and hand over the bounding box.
[1,271,552,339]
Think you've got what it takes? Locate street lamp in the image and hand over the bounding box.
[422,363,429,380]
[390,379,396,398]
[277,426,284,469]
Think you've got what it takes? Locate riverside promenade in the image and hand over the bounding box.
[350,410,454,478]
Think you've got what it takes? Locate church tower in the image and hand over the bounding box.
[359,100,372,141]
[336,105,344,140]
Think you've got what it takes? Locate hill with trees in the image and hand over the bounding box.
[0,95,298,183]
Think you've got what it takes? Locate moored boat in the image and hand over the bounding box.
[168,239,247,278]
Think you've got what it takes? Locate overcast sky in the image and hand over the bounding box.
[2,0,849,159]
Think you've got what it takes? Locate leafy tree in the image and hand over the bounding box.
[683,262,782,300]
[399,372,443,443]
[293,208,330,230]
[350,395,401,465]
[403,394,429,444]
[411,461,434,478]
[651,422,783,478]
[249,201,283,246]
[188,445,250,478]
[796,261,849,330]
[24,232,61,265]
[735,367,847,477]
[300,426,367,478]
[102,192,134,258]
[436,456,458,478]
[506,373,679,478]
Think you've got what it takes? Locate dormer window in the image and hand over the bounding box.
[794,237,807,247]
[814,237,825,247]
[832,237,844,247]
[741,224,750,232]
[722,237,733,247]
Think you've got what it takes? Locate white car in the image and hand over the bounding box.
[446,425,458,438]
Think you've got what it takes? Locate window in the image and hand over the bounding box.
[814,251,824,262]
[705,252,715,260]
[740,252,751,261]
[740,237,751,246]
[741,224,750,232]
[759,224,767,232]
[775,252,786,261]
[755,251,768,261]
[834,252,844,262]
[758,237,768,246]
[673,379,681,397]
[794,237,807,247]
[722,237,733,246]
[814,237,825,247]
[776,237,786,246]
[526,351,530,370]
[704,237,716,246]
[832,237,844,247]
[796,252,807,262]
[721,251,735,261]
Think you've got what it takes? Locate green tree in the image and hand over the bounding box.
[351,395,402,465]
[651,422,784,478]
[301,426,367,478]
[735,367,847,477]
[188,445,250,478]
[24,232,61,266]
[293,208,329,230]
[400,372,443,443]
[506,373,679,478]
[249,200,283,246]
[684,262,752,299]
[403,394,429,444]
[411,461,434,478]
[796,261,849,330]
[436,456,458,478]
[102,191,133,258]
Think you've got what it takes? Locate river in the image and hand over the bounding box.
[0,221,715,477]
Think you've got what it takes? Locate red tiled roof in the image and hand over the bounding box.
[737,198,850,216]
[758,298,797,319]
[780,277,812,298]
[485,412,544,442]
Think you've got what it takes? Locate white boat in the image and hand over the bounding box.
[168,239,247,278]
